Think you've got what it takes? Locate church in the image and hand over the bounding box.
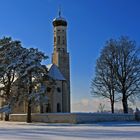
[0,12,71,114]
[44,11,71,113]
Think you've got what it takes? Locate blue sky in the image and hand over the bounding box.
[0,0,140,112]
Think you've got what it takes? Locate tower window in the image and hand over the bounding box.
[57,87,61,92]
[62,36,65,44]
[63,40,65,44]
[57,36,60,44]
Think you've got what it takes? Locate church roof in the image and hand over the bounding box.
[53,17,67,27]
[47,64,66,81]
[52,9,67,27]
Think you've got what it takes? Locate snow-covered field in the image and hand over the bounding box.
[0,121,140,140]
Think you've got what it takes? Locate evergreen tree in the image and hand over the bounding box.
[16,48,48,122]
[0,37,48,122]
[0,37,24,120]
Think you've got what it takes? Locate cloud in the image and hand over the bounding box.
[71,98,111,112]
[71,97,140,113]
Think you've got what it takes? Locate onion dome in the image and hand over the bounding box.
[52,10,67,27]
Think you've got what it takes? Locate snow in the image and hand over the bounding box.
[53,17,66,22]
[0,121,140,140]
[47,64,66,81]
[0,105,10,113]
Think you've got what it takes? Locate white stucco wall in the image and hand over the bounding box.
[9,113,137,123]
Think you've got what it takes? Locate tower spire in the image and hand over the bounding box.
[58,5,61,17]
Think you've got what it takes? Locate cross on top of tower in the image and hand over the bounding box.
[53,7,67,27]
[58,6,61,17]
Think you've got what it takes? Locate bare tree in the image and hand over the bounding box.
[98,103,105,113]
[114,37,140,113]
[91,36,140,113]
[91,39,119,113]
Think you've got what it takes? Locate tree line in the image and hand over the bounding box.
[91,36,140,113]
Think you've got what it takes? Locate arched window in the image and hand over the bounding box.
[57,87,61,93]
[57,36,60,44]
[62,36,65,44]
[57,103,61,112]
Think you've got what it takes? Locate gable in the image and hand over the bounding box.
[47,64,66,81]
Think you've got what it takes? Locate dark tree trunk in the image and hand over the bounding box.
[5,88,11,121]
[27,100,32,123]
[110,89,115,113]
[40,105,44,113]
[26,72,32,123]
[5,114,9,121]
[122,95,128,113]
[111,101,114,113]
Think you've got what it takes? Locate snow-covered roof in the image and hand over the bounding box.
[0,105,11,113]
[53,17,66,22]
[47,64,66,81]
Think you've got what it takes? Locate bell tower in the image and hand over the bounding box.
[52,10,70,112]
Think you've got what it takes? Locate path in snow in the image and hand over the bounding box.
[0,121,140,140]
